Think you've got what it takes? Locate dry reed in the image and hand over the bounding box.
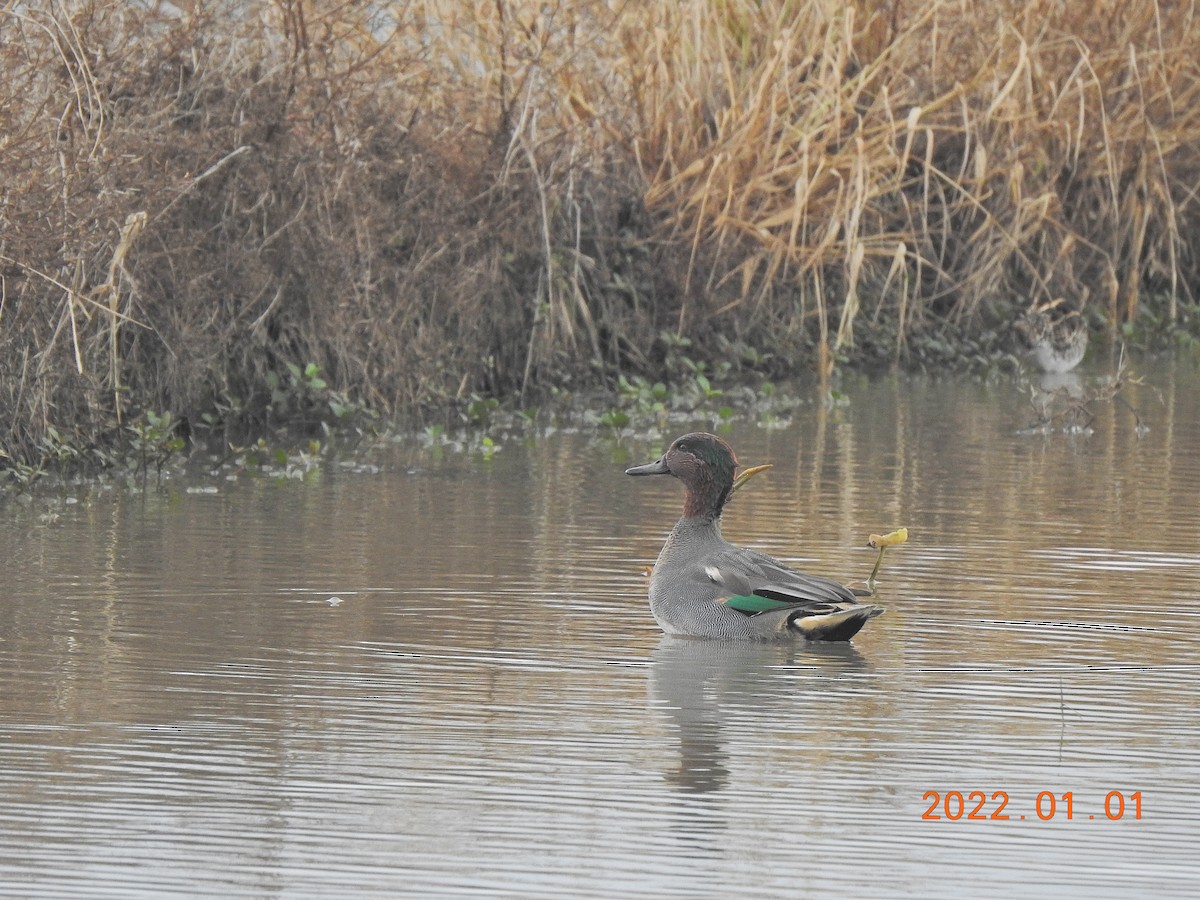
[2,0,1198,470]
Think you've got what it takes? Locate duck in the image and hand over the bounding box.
[626,432,884,641]
[1014,301,1088,374]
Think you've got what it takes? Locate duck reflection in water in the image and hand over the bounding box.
[648,636,869,796]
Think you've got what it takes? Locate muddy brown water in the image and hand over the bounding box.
[2,355,1199,897]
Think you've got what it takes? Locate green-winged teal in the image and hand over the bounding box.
[627,433,884,641]
[1015,302,1088,374]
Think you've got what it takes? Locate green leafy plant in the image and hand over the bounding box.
[463,395,500,428]
[0,449,46,490]
[128,411,186,480]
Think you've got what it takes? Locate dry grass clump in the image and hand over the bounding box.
[2,1,1199,471]
[622,0,1200,372]
[1,0,643,467]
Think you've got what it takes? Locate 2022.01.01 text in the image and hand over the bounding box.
[922,790,1143,822]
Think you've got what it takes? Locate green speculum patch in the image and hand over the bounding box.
[722,594,794,615]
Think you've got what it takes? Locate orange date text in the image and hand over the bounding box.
[921,790,1142,822]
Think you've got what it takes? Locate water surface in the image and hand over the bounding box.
[2,354,1199,897]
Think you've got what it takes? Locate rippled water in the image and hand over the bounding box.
[2,354,1199,897]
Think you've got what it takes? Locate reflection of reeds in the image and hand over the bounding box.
[2,1,1199,466]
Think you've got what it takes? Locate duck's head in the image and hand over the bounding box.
[626,432,739,520]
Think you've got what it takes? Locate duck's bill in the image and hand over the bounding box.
[625,456,670,476]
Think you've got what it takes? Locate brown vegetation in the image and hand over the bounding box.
[2,0,1199,471]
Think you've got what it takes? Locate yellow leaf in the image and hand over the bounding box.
[730,463,773,495]
[867,527,909,549]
